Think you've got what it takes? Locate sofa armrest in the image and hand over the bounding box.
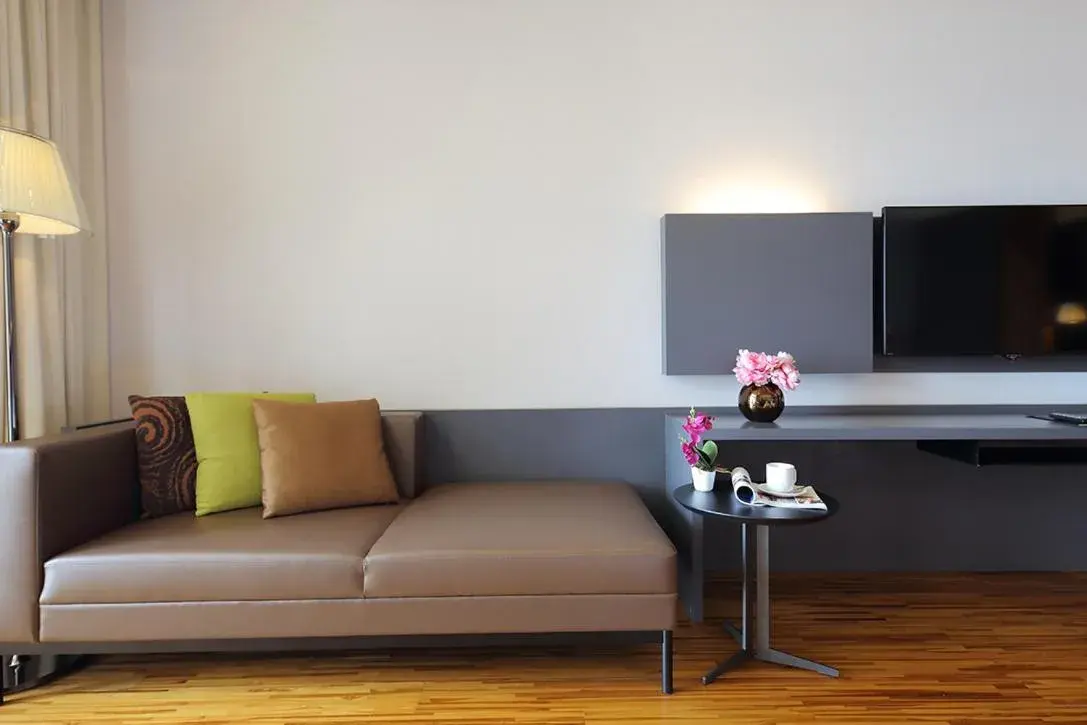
[381,411,424,499]
[0,422,140,644]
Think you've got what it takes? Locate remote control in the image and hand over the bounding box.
[1047,412,1087,425]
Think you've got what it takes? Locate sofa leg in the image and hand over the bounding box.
[0,655,21,706]
[9,656,21,688]
[661,630,674,694]
[0,654,89,703]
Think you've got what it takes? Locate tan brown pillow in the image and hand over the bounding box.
[252,398,400,518]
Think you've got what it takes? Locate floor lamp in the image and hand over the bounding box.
[0,127,86,443]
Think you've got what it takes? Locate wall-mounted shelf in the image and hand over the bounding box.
[685,409,1087,443]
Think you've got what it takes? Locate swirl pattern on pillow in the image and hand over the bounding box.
[128,395,198,518]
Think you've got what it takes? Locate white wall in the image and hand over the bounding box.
[103,0,1087,413]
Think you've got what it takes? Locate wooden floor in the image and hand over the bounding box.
[4,573,1087,724]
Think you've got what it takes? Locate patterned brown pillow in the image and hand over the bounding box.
[128,395,198,518]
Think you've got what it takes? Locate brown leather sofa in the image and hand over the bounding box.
[0,412,678,701]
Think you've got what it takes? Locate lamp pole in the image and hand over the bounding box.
[0,213,19,443]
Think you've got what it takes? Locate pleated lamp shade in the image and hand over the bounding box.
[0,126,85,235]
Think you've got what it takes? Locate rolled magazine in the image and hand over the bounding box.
[730,467,827,511]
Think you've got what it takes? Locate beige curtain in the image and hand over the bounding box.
[0,0,110,437]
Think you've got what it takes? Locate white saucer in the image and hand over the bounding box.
[753,482,806,497]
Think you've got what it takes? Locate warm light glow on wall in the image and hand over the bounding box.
[680,179,829,214]
[1056,302,1087,325]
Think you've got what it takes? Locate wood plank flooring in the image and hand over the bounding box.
[3,573,1087,724]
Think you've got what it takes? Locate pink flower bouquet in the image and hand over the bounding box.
[680,407,719,471]
[733,349,801,391]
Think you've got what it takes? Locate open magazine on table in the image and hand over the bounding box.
[727,467,827,511]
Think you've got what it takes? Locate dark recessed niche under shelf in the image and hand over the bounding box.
[918,440,1087,466]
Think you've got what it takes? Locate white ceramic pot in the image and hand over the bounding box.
[691,466,716,492]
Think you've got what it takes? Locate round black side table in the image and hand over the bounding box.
[673,483,840,685]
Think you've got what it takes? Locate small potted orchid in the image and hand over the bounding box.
[733,349,800,423]
[680,407,720,492]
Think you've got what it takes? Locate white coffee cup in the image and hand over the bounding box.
[765,462,797,492]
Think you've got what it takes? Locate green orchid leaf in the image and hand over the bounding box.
[701,440,718,463]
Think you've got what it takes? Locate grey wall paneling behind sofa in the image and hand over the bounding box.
[419,406,1087,580]
[661,213,875,374]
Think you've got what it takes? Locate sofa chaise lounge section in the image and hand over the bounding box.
[0,412,678,701]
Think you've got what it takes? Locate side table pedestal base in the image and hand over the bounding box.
[702,523,839,685]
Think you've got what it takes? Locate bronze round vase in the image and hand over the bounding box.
[738,382,785,423]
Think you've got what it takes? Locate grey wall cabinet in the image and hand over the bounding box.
[661,212,875,375]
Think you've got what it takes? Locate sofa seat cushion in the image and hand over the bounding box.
[362,481,676,598]
[42,504,403,604]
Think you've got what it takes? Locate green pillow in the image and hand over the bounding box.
[186,392,316,516]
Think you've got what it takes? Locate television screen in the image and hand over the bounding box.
[881,205,1087,357]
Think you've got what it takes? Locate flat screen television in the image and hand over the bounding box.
[880,205,1087,358]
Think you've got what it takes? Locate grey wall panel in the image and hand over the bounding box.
[705,438,1087,572]
[422,408,673,501]
[661,213,875,374]
[419,407,1087,573]
[662,415,704,621]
